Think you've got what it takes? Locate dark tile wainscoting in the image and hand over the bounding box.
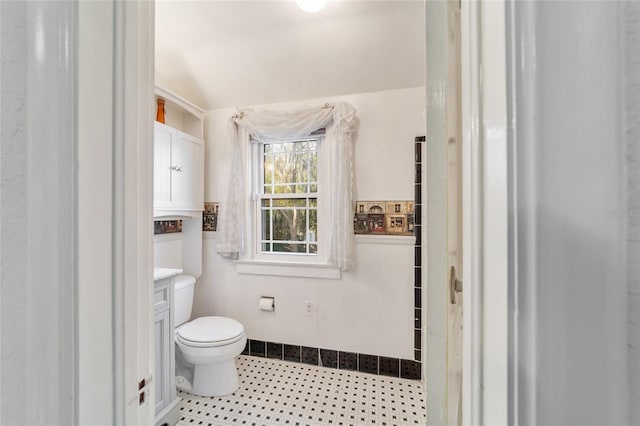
[414,135,425,362]
[242,339,422,381]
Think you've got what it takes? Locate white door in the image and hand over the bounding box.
[425,1,464,425]
[446,1,463,425]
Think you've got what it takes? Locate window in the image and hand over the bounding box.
[257,138,320,256]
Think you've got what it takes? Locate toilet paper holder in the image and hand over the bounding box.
[259,296,275,312]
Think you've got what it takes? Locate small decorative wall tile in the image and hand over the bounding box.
[154,220,182,235]
[414,246,422,267]
[415,184,422,204]
[400,360,422,380]
[415,308,422,329]
[415,141,423,162]
[415,136,426,143]
[414,164,422,183]
[379,357,400,377]
[415,287,422,309]
[354,200,415,236]
[415,267,422,288]
[414,330,422,351]
[338,351,357,371]
[267,342,283,360]
[301,346,319,366]
[414,225,422,246]
[413,205,422,223]
[249,339,265,357]
[319,349,337,369]
[414,349,422,362]
[357,354,379,375]
[202,202,219,232]
[283,344,301,363]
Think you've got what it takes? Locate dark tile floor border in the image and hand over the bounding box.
[241,339,421,381]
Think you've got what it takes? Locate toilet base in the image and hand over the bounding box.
[190,359,240,397]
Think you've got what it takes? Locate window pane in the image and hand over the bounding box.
[310,244,318,254]
[271,243,308,253]
[273,184,295,194]
[309,198,317,207]
[288,243,308,253]
[263,141,316,193]
[309,151,317,183]
[310,183,317,193]
[273,198,306,208]
[263,153,273,192]
[271,209,307,241]
[272,242,287,252]
[261,242,271,252]
[261,209,271,240]
[308,209,317,237]
[261,199,271,208]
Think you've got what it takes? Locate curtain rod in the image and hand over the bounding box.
[232,103,334,120]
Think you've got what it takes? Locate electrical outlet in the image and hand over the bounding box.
[305,301,315,317]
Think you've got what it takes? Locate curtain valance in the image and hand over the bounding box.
[216,101,357,271]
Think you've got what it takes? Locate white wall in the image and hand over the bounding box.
[509,1,631,424]
[195,87,425,358]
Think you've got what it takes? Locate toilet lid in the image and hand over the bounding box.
[177,316,244,345]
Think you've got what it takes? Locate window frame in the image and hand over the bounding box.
[248,134,329,265]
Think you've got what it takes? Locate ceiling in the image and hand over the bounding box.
[155,0,426,110]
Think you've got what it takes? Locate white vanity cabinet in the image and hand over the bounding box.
[154,269,182,426]
[154,122,204,212]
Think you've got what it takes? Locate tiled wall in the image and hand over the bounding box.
[154,220,182,235]
[241,339,422,381]
[414,136,424,362]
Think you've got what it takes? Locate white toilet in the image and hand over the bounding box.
[174,274,247,397]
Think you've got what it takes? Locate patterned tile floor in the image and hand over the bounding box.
[177,355,426,426]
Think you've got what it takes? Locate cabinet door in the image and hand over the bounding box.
[154,309,171,415]
[154,123,173,209]
[171,131,203,210]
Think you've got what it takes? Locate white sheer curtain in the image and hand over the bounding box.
[216,102,357,271]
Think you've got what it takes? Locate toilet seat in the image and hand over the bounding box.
[176,316,245,348]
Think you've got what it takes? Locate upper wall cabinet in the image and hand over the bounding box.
[154,87,205,217]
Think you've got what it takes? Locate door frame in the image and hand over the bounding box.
[460,0,510,425]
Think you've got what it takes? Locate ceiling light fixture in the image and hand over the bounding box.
[296,0,327,13]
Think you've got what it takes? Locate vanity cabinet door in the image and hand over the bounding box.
[153,122,203,212]
[171,131,203,210]
[154,309,171,415]
[154,122,173,209]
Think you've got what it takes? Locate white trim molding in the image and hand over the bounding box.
[461,0,509,425]
[1,1,78,424]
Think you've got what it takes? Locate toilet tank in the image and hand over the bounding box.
[174,274,196,327]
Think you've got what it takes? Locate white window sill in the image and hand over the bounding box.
[235,259,341,280]
[203,232,414,279]
[204,232,416,245]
